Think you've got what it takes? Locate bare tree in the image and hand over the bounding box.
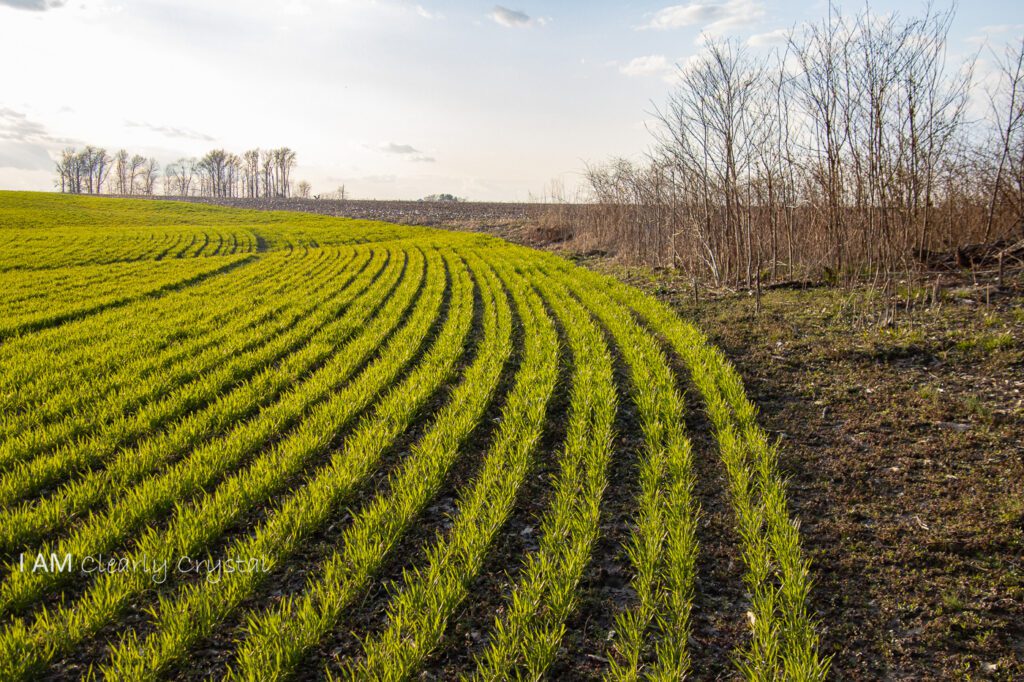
[55,147,83,193]
[790,7,853,277]
[985,37,1024,241]
[654,37,765,284]
[58,141,299,199]
[242,149,261,198]
[260,150,275,198]
[198,149,233,197]
[271,147,297,197]
[69,146,112,195]
[113,149,130,195]
[127,154,146,195]
[138,158,160,195]
[165,158,197,196]
[571,2,993,288]
[296,180,311,199]
[56,145,298,200]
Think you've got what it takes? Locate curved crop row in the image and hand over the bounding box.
[224,248,479,675]
[0,247,325,425]
[0,253,254,340]
[0,223,260,271]
[342,250,561,681]
[471,267,618,681]
[0,248,452,678]
[0,247,360,473]
[0,247,397,555]
[0,253,294,427]
[559,260,829,680]
[0,247,427,616]
[107,248,489,680]
[0,247,365,486]
[546,265,699,680]
[0,193,825,681]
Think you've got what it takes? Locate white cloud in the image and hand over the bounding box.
[378,142,421,154]
[489,5,546,28]
[0,141,53,170]
[643,3,721,29]
[967,24,1024,46]
[0,0,66,11]
[619,55,672,78]
[0,107,74,145]
[125,120,215,142]
[641,0,764,33]
[0,108,48,140]
[374,143,436,163]
[0,108,75,174]
[617,55,693,84]
[747,28,789,48]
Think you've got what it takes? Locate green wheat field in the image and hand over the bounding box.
[0,191,825,680]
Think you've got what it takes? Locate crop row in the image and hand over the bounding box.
[0,248,327,424]
[0,247,358,467]
[109,248,484,680]
[0,247,427,614]
[0,254,254,340]
[0,193,826,680]
[0,228,260,272]
[0,248,398,556]
[0,247,449,677]
[547,265,699,680]
[557,257,829,680]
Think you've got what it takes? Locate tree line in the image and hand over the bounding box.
[571,5,1024,287]
[56,147,301,199]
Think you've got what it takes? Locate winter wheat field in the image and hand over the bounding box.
[0,189,831,680]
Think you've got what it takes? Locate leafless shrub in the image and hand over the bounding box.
[572,4,1020,288]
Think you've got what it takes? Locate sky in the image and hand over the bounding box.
[1,0,1021,201]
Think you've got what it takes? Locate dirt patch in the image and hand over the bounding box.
[141,196,568,249]
[601,263,1024,680]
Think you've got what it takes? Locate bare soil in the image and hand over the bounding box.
[147,196,564,246]
[598,261,1024,680]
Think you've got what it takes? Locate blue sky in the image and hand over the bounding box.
[1,0,1021,200]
